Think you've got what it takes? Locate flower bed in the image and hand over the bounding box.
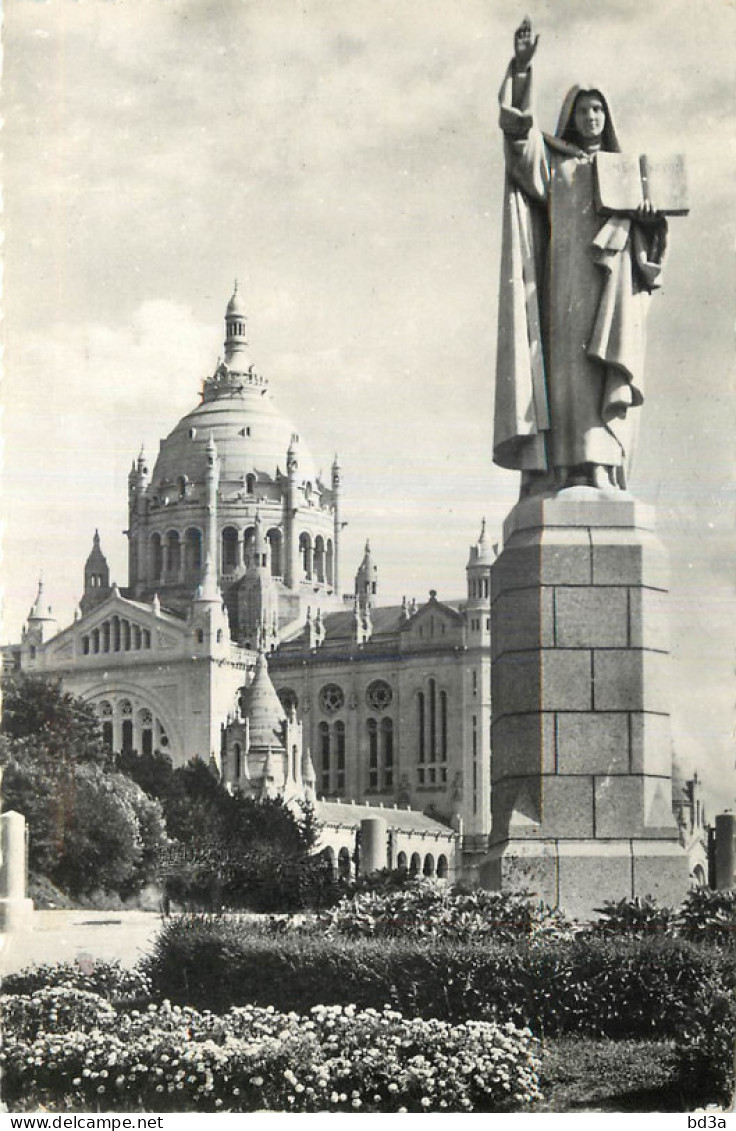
[0,988,541,1113]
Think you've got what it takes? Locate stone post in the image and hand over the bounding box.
[360,816,388,875]
[0,811,34,931]
[480,489,690,919]
[714,813,736,890]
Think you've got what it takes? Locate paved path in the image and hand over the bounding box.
[0,910,164,977]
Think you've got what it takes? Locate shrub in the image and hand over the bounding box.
[673,984,736,1108]
[315,881,573,942]
[677,888,736,948]
[142,915,736,1039]
[2,960,152,1003]
[590,895,677,937]
[0,992,541,1113]
[1,985,116,1042]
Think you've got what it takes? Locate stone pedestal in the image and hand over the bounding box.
[0,811,34,932]
[480,488,690,920]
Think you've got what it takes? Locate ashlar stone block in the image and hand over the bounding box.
[631,840,690,906]
[540,775,595,838]
[491,712,557,780]
[491,585,554,661]
[555,587,629,648]
[590,529,669,589]
[593,649,671,714]
[491,527,592,600]
[556,842,634,920]
[628,587,671,651]
[556,712,629,775]
[629,713,673,776]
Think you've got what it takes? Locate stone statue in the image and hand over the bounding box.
[494,18,669,494]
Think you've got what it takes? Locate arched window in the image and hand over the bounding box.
[423,854,435,877]
[246,473,256,495]
[122,620,131,651]
[82,635,90,655]
[381,718,394,789]
[112,616,121,652]
[91,628,100,654]
[440,691,448,760]
[185,528,202,579]
[326,539,334,587]
[396,851,408,871]
[267,529,282,578]
[139,709,153,756]
[102,621,111,653]
[299,532,313,579]
[319,721,330,795]
[133,624,142,650]
[417,679,448,785]
[314,536,325,583]
[410,852,421,876]
[367,718,379,790]
[150,533,163,581]
[233,742,242,779]
[166,530,181,578]
[277,688,299,713]
[336,720,346,793]
[338,846,351,880]
[222,527,239,573]
[242,526,255,566]
[437,854,449,879]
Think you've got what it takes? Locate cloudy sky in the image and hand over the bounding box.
[2,0,734,809]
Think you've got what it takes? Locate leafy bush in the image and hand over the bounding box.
[676,888,736,948]
[673,984,736,1108]
[0,992,541,1113]
[590,895,678,937]
[2,985,117,1042]
[315,881,573,942]
[142,915,736,1039]
[2,960,152,1003]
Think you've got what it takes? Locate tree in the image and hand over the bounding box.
[0,675,166,897]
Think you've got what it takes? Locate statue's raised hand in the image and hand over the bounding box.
[514,17,539,70]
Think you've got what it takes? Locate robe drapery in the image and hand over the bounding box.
[493,66,665,478]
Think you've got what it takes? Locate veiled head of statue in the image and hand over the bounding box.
[556,85,621,152]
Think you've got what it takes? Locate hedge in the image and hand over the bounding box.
[142,915,736,1039]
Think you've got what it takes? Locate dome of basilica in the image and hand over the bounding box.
[149,290,321,496]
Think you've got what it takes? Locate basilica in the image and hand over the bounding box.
[5,287,496,880]
[6,286,708,887]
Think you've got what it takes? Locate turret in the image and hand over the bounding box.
[189,432,230,651]
[284,434,300,589]
[223,281,253,374]
[466,518,494,611]
[354,540,378,613]
[22,578,58,662]
[239,651,288,797]
[80,531,111,614]
[331,454,342,596]
[127,448,149,589]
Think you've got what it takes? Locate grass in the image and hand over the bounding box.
[535,1038,686,1112]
